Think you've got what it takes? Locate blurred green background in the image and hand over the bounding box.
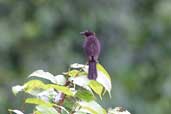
[0,0,171,114]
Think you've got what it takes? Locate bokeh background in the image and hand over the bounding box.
[0,0,171,114]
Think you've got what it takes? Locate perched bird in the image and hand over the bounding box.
[81,30,101,80]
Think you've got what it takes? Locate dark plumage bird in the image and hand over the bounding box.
[81,30,101,80]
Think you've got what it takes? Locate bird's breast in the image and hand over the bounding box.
[83,37,100,59]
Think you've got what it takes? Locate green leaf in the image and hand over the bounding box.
[23,80,73,96]
[46,84,73,96]
[12,85,24,95]
[54,75,66,85]
[67,70,80,77]
[28,70,66,85]
[74,112,87,114]
[88,80,103,99]
[8,109,24,114]
[77,101,107,114]
[28,70,55,83]
[69,76,94,96]
[97,63,111,80]
[33,111,41,114]
[24,80,47,93]
[108,107,131,114]
[75,89,94,102]
[96,63,112,97]
[25,98,54,107]
[82,63,112,97]
[36,105,59,114]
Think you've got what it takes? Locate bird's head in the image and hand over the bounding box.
[80,30,95,37]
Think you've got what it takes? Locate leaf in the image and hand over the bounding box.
[54,75,66,85]
[25,98,54,107]
[69,76,89,87]
[28,70,56,83]
[88,80,103,99]
[75,89,94,102]
[33,111,41,114]
[24,80,47,93]
[28,70,66,85]
[69,76,93,93]
[23,80,73,96]
[36,105,59,114]
[67,70,80,77]
[12,85,24,95]
[97,63,111,80]
[46,84,73,96]
[96,63,112,97]
[74,112,87,114]
[8,109,24,114]
[37,88,58,102]
[82,63,112,97]
[70,63,86,69]
[77,101,107,114]
[108,107,131,114]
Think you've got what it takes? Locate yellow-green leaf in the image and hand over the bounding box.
[8,109,24,114]
[75,89,94,102]
[24,80,47,93]
[78,101,107,114]
[97,63,111,81]
[23,80,73,96]
[36,105,59,114]
[46,84,73,96]
[96,63,112,97]
[67,70,80,77]
[25,98,54,107]
[12,85,24,95]
[88,80,103,99]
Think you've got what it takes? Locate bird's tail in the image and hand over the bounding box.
[88,57,97,80]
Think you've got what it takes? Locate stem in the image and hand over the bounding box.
[57,81,70,113]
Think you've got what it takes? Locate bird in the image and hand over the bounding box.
[81,30,101,80]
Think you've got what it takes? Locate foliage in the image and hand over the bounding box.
[10,63,129,114]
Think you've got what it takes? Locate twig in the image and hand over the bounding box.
[57,81,71,113]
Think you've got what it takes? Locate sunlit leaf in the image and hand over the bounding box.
[25,98,54,107]
[37,88,58,102]
[28,70,66,85]
[28,70,55,82]
[108,107,131,114]
[54,75,66,85]
[96,63,112,97]
[74,112,87,114]
[12,85,24,95]
[24,80,47,93]
[88,80,103,99]
[82,63,112,97]
[69,76,93,93]
[8,109,24,114]
[36,105,59,114]
[33,111,41,114]
[75,89,94,102]
[67,70,80,77]
[77,101,107,114]
[73,112,87,114]
[46,84,73,96]
[23,80,73,96]
[69,76,89,87]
